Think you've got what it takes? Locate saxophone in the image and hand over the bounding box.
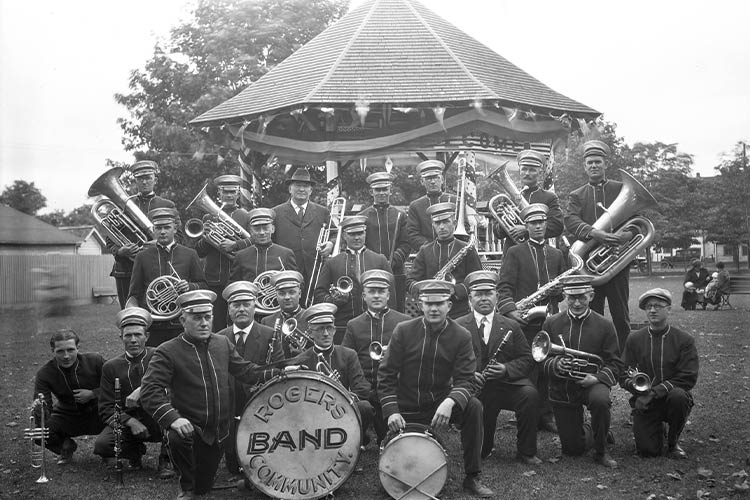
[515,253,583,321]
[434,233,478,284]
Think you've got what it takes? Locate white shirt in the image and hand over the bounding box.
[232,322,254,344]
[473,310,494,344]
[291,201,309,217]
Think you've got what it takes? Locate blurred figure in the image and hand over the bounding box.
[681,259,710,310]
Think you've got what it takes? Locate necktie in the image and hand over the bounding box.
[235,332,246,357]
[479,317,488,344]
[297,206,305,223]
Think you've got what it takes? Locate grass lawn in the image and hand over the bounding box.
[1,275,748,499]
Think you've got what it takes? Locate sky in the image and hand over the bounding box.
[1,0,749,213]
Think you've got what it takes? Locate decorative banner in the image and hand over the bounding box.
[325,160,340,207]
[238,149,261,208]
[359,157,367,173]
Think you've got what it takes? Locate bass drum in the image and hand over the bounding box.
[379,423,448,500]
[237,371,362,500]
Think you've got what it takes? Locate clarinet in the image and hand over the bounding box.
[266,318,280,365]
[113,377,123,485]
[473,330,513,395]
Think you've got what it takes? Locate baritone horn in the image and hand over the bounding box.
[626,367,652,394]
[531,331,604,381]
[185,183,251,257]
[488,161,529,244]
[24,394,50,483]
[570,169,658,287]
[369,341,388,361]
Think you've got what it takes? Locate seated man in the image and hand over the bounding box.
[33,329,106,465]
[94,307,171,476]
[621,288,698,459]
[260,270,309,357]
[457,270,541,465]
[297,303,374,446]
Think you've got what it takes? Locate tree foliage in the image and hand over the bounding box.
[0,180,47,215]
[38,205,96,227]
[114,0,349,215]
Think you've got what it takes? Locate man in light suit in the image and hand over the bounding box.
[457,271,541,465]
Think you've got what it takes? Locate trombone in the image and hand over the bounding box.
[24,394,50,483]
[306,197,347,306]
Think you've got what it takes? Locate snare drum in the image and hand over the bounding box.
[236,371,362,500]
[379,423,448,500]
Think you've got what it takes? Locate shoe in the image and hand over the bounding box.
[516,453,543,465]
[593,452,618,468]
[101,457,115,469]
[606,431,616,445]
[158,455,176,480]
[667,443,688,459]
[57,438,77,465]
[176,490,194,500]
[462,475,494,498]
[128,456,143,470]
[538,418,558,434]
[481,447,494,460]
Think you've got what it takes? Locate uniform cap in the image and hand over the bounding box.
[248,207,275,226]
[425,202,456,222]
[560,275,595,295]
[519,203,549,223]
[517,150,546,169]
[341,215,367,234]
[300,302,337,325]
[360,269,394,289]
[222,281,259,303]
[131,160,158,178]
[464,270,498,291]
[583,140,611,159]
[416,159,445,178]
[116,307,152,329]
[284,168,316,185]
[271,270,304,290]
[214,174,242,192]
[416,279,455,301]
[176,290,217,313]
[638,288,672,309]
[148,207,178,225]
[365,172,394,188]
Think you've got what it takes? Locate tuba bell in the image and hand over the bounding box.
[253,270,281,316]
[570,169,658,287]
[488,162,530,244]
[368,341,388,361]
[531,331,604,381]
[185,183,251,258]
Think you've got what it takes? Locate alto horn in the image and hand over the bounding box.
[531,331,604,381]
[24,394,50,483]
[369,341,388,361]
[570,169,659,286]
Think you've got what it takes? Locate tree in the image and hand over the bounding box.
[39,204,96,227]
[115,0,349,215]
[0,180,47,215]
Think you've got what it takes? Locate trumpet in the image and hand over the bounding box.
[24,394,50,483]
[531,331,604,381]
[306,197,347,306]
[369,341,388,361]
[626,367,652,394]
[316,352,341,382]
[281,318,313,351]
[329,276,354,296]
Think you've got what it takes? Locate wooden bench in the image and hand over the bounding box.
[92,286,118,305]
[721,274,750,309]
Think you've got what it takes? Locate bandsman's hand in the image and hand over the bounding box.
[125,386,141,408]
[506,310,528,326]
[576,374,599,388]
[431,399,455,431]
[590,229,620,246]
[170,418,194,439]
[126,417,149,438]
[473,372,486,387]
[319,241,334,258]
[330,289,350,304]
[219,241,236,253]
[73,389,96,404]
[283,365,302,372]
[175,280,190,293]
[484,362,507,381]
[508,225,527,241]
[118,244,139,258]
[614,230,634,245]
[387,413,406,433]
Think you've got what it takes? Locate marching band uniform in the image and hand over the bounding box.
[540,275,623,467]
[260,270,308,357]
[141,290,282,498]
[229,208,297,283]
[342,270,410,443]
[405,160,457,252]
[193,175,252,331]
[128,208,207,346]
[564,140,631,350]
[621,289,698,458]
[406,202,482,319]
[457,271,541,463]
[360,172,411,311]
[313,216,394,343]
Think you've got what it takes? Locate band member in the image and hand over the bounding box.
[297,303,374,446]
[127,208,207,346]
[271,168,333,302]
[564,140,632,350]
[33,329,105,465]
[458,271,542,465]
[260,270,308,357]
[540,275,623,468]
[406,202,482,319]
[405,159,457,252]
[313,215,393,343]
[378,280,494,498]
[229,207,297,282]
[193,174,251,331]
[94,307,172,477]
[106,160,176,308]
[497,203,568,431]
[621,288,698,459]
[493,150,564,247]
[360,172,410,311]
[141,290,291,499]
[342,270,410,444]
[218,281,284,477]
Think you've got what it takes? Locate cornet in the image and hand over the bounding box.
[369,341,388,361]
[316,352,341,382]
[24,394,50,483]
[281,318,313,351]
[329,276,354,296]
[626,367,652,394]
[531,331,604,381]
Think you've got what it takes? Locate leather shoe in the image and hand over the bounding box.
[667,443,688,459]
[593,452,617,468]
[463,475,494,498]
[606,430,616,445]
[481,447,494,460]
[176,490,194,500]
[516,453,543,465]
[158,455,176,480]
[57,438,77,465]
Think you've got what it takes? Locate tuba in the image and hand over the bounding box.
[369,341,388,361]
[531,331,604,381]
[145,262,182,321]
[253,270,281,316]
[185,184,251,258]
[306,197,347,306]
[570,170,658,287]
[515,253,584,322]
[488,162,530,244]
[89,167,154,258]
[24,394,50,484]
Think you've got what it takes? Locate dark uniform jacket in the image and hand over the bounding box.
[261,307,308,357]
[620,324,698,399]
[497,241,568,315]
[99,348,157,429]
[564,179,623,241]
[406,237,482,318]
[540,310,624,405]
[34,352,104,417]
[106,194,175,278]
[456,312,534,387]
[359,204,410,272]
[193,206,252,286]
[298,345,372,401]
[406,192,457,251]
[313,247,394,326]
[272,200,330,282]
[342,308,411,397]
[141,333,279,445]
[378,317,476,419]
[127,243,207,308]
[229,242,298,283]
[494,186,564,242]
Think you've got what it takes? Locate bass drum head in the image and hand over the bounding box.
[237,371,362,500]
[379,423,448,500]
